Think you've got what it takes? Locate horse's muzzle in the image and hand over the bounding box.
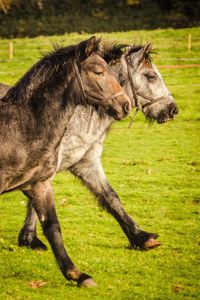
[157,102,179,124]
[112,92,132,120]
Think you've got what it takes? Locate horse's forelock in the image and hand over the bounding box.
[102,42,127,62]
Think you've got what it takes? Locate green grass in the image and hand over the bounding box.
[0,28,199,300]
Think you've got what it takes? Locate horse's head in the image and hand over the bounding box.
[73,37,131,120]
[103,42,178,123]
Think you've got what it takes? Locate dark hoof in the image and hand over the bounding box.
[77,273,97,287]
[29,237,47,251]
[18,234,47,251]
[130,231,160,251]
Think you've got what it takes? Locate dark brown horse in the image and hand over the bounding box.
[0,36,131,287]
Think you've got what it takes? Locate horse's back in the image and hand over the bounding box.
[0,83,10,98]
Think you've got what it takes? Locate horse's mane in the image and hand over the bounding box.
[4,39,100,106]
[101,41,128,62]
[102,41,152,63]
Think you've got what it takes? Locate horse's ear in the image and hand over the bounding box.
[77,36,99,61]
[143,42,152,55]
[85,36,98,57]
[128,42,152,67]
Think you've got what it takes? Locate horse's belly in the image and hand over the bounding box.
[0,148,58,193]
[1,163,56,193]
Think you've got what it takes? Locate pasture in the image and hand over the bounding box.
[0,27,199,299]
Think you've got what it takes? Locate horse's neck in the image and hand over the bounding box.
[66,105,112,139]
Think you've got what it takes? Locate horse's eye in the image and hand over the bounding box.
[145,72,157,81]
[94,71,103,76]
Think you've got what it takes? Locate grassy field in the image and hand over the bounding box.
[0,28,199,299]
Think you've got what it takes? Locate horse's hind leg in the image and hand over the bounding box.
[18,198,47,250]
[22,180,96,287]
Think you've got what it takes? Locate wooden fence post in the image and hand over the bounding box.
[188,34,192,53]
[9,40,13,59]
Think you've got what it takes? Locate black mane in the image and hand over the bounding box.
[102,41,152,63]
[102,41,128,63]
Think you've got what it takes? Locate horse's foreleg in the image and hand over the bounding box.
[22,180,96,287]
[18,198,47,250]
[70,159,160,250]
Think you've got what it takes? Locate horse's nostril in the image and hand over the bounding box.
[174,106,179,115]
[170,104,179,117]
[123,102,130,114]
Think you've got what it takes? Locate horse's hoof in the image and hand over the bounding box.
[129,232,160,250]
[144,238,161,250]
[18,236,47,251]
[79,278,97,287]
[77,273,97,287]
[30,237,48,251]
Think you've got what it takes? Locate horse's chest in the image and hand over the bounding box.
[57,132,100,171]
[56,106,112,171]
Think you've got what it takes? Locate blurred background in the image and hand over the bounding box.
[0,0,199,37]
